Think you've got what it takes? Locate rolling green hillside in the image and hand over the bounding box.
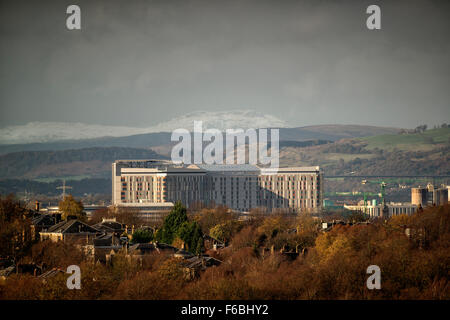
[280,128,450,176]
[360,127,450,151]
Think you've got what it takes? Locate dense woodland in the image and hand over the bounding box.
[0,147,165,180]
[0,194,449,300]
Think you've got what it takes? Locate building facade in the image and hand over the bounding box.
[112,160,323,213]
[411,184,449,207]
[344,202,418,218]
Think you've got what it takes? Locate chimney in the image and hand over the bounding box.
[35,201,40,212]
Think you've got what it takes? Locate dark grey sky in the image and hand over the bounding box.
[0,0,449,128]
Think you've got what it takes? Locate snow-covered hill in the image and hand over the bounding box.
[148,110,289,132]
[0,110,289,145]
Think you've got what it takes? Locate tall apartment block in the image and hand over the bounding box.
[112,160,323,213]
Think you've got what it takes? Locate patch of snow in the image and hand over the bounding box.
[0,110,290,144]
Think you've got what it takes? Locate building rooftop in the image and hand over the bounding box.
[45,219,99,234]
[199,164,260,172]
[116,160,321,174]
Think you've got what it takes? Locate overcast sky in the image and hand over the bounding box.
[0,0,449,129]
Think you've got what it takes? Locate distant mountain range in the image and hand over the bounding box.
[0,110,405,185]
[0,110,289,145]
[0,123,400,155]
[0,123,406,181]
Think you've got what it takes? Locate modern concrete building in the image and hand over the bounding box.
[111,202,175,223]
[112,160,323,214]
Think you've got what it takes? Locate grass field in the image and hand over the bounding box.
[360,127,450,151]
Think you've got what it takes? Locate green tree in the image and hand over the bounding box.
[177,221,204,254]
[58,195,85,220]
[131,229,153,244]
[155,201,188,244]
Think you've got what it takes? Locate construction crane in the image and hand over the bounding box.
[361,179,387,202]
[361,179,388,216]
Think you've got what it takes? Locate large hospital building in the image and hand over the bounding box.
[112,160,323,214]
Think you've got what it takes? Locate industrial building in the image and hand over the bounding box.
[344,202,418,218]
[411,184,448,207]
[112,160,323,214]
[411,187,428,207]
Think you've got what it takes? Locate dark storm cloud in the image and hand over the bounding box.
[0,0,449,128]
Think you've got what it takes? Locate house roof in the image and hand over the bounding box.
[44,219,99,234]
[93,221,125,232]
[32,214,57,226]
[0,266,15,277]
[183,256,222,269]
[173,249,194,259]
[38,268,64,279]
[128,242,179,255]
[93,233,121,247]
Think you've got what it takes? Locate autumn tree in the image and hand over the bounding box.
[0,194,34,262]
[193,206,235,232]
[257,216,290,241]
[210,220,242,243]
[21,240,84,271]
[58,195,84,220]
